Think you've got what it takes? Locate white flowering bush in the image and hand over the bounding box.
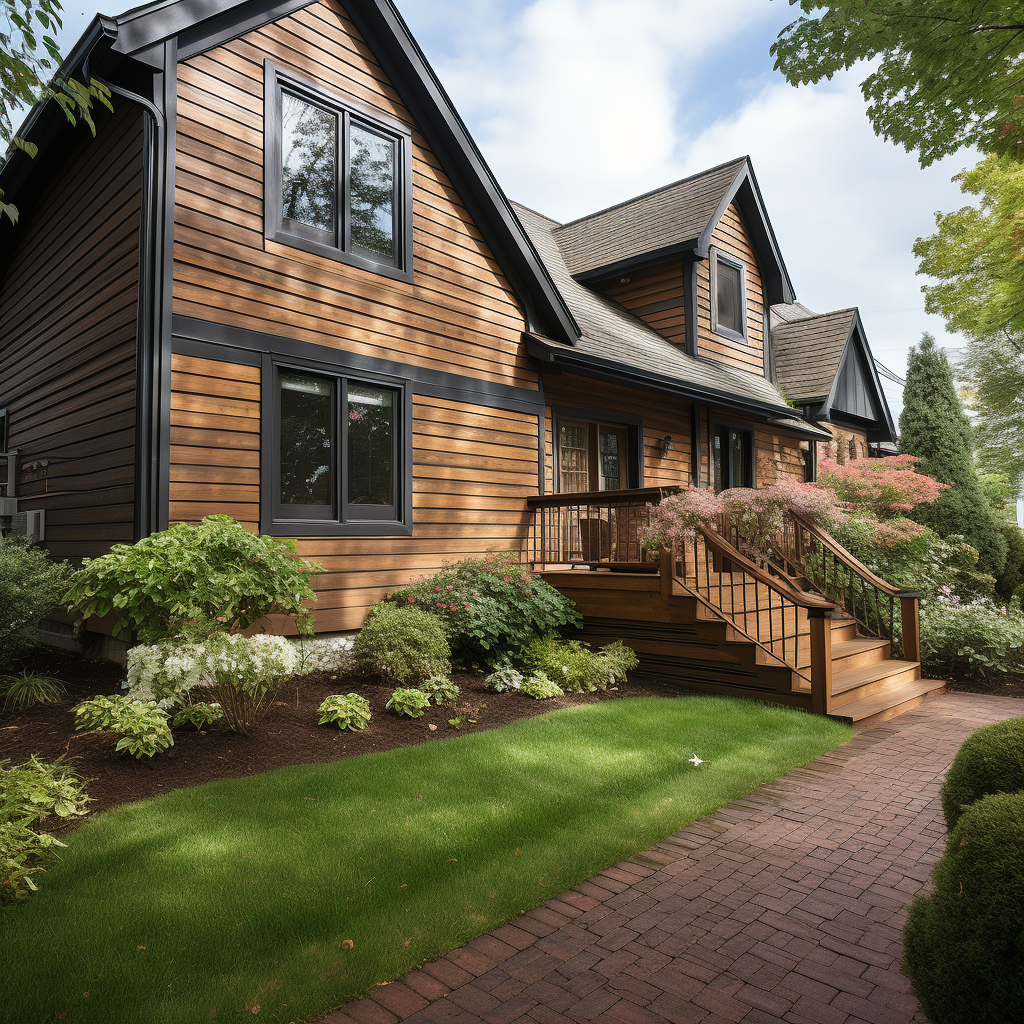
[484,664,524,693]
[125,638,211,704]
[519,672,563,700]
[293,636,355,677]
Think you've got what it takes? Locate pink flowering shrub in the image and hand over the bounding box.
[643,487,724,549]
[818,455,947,520]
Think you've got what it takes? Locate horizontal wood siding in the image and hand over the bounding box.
[695,203,765,375]
[541,373,692,492]
[820,425,868,466]
[169,354,539,632]
[0,106,142,559]
[602,261,686,346]
[755,430,807,484]
[172,0,535,390]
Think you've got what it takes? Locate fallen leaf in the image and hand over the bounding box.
[428,724,437,731]
[342,939,354,949]
[250,1004,260,1015]
[403,940,410,947]
[489,892,497,899]
[445,858,457,864]
[514,848,520,857]
[137,945,146,951]
[400,883,407,888]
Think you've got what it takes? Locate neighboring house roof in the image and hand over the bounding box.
[772,306,858,404]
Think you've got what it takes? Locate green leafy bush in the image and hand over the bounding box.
[520,671,564,700]
[171,702,223,730]
[942,718,1024,829]
[2,670,66,711]
[385,688,431,718]
[418,675,460,705]
[996,522,1024,602]
[1,821,66,902]
[353,604,450,684]
[484,664,524,693]
[386,553,580,668]
[523,636,638,692]
[74,695,173,758]
[0,539,76,673]
[317,693,371,730]
[920,597,1024,676]
[903,791,1024,1023]
[64,515,322,642]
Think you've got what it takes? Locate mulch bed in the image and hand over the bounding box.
[0,647,686,823]
[938,667,1024,700]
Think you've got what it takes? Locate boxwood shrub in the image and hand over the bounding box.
[352,604,450,684]
[903,791,1024,1023]
[941,718,1024,829]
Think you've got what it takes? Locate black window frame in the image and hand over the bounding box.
[710,247,747,344]
[262,354,414,537]
[264,62,414,284]
[710,419,755,493]
[551,405,643,493]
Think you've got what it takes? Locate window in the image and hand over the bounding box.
[711,249,746,341]
[557,419,630,493]
[711,425,753,492]
[271,364,409,533]
[265,64,413,282]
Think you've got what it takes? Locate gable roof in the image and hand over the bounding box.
[552,157,796,306]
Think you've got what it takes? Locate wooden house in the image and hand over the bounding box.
[0,0,939,725]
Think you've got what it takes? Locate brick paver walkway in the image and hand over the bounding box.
[325,693,1021,1024]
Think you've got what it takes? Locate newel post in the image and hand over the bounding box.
[660,543,674,600]
[808,606,834,717]
[900,593,922,664]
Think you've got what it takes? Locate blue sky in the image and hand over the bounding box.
[43,0,976,418]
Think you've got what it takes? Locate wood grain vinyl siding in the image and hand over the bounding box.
[0,106,142,559]
[541,373,693,492]
[168,355,540,633]
[172,0,536,391]
[755,431,807,484]
[602,262,686,346]
[695,203,765,375]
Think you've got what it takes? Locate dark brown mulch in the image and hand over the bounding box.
[937,666,1024,700]
[0,647,686,823]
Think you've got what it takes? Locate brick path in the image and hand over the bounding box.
[325,693,1021,1024]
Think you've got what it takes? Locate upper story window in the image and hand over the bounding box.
[264,64,413,283]
[711,248,746,342]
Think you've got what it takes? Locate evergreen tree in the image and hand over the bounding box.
[899,334,1007,575]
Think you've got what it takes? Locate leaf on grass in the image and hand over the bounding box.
[445,858,457,864]
[342,939,354,949]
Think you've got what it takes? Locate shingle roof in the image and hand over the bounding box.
[553,158,747,278]
[772,307,857,404]
[514,201,795,414]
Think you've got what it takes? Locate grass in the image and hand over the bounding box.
[0,695,849,1024]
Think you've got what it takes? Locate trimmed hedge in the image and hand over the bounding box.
[941,717,1024,829]
[903,791,1024,1023]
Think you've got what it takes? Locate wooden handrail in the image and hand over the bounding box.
[526,486,679,509]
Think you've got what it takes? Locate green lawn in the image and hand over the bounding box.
[1,695,849,1024]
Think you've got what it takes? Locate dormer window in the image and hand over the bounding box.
[711,249,746,342]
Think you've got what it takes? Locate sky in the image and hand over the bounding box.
[43,0,979,419]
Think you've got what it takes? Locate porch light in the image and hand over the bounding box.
[659,435,674,454]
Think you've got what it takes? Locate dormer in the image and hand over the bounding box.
[551,158,795,379]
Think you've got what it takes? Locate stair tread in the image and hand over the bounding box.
[831,637,890,658]
[832,659,919,692]
[830,678,946,721]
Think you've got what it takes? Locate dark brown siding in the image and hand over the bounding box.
[602,261,686,347]
[0,106,143,559]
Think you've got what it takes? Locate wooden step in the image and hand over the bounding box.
[830,659,921,708]
[830,636,890,673]
[828,678,946,731]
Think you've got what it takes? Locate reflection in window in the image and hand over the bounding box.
[349,123,395,262]
[715,258,743,335]
[348,385,394,506]
[279,372,333,507]
[281,93,336,235]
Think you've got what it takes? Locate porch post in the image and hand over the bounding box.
[900,593,921,663]
[808,606,834,716]
[660,543,674,600]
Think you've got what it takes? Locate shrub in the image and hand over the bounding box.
[418,675,460,705]
[903,791,1024,1023]
[171,702,223,730]
[64,514,322,642]
[0,539,76,673]
[385,687,431,718]
[643,487,723,550]
[386,553,580,669]
[353,604,450,684]
[920,597,1024,676]
[317,693,371,730]
[941,718,1024,829]
[294,636,355,677]
[519,671,564,700]
[2,670,66,711]
[125,636,213,704]
[996,522,1024,602]
[74,695,174,758]
[485,663,524,693]
[818,453,947,520]
[523,636,638,692]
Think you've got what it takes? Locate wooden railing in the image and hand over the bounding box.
[525,487,678,570]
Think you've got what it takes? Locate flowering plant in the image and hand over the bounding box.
[643,487,723,549]
[818,455,946,520]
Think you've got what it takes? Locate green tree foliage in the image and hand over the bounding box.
[899,334,1007,575]
[996,522,1024,602]
[1,0,111,223]
[771,2,1024,167]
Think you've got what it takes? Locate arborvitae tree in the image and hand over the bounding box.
[899,334,1007,575]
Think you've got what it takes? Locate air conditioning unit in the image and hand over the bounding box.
[9,509,45,543]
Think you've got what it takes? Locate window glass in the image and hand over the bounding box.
[716,259,743,335]
[349,123,396,263]
[348,385,394,506]
[599,428,624,491]
[281,93,336,235]
[279,372,334,507]
[559,424,590,493]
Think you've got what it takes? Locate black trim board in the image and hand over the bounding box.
[550,405,643,492]
[177,0,314,58]
[170,316,546,415]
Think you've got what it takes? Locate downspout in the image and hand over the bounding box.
[83,54,165,541]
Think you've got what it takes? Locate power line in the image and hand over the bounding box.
[874,359,906,387]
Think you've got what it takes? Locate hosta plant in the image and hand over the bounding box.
[171,702,223,730]
[317,693,371,731]
[74,695,173,758]
[1,755,92,826]
[419,675,460,705]
[523,636,638,693]
[484,663,524,693]
[1,821,66,903]
[385,687,431,718]
[519,671,564,700]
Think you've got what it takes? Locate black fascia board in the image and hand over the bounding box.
[346,0,580,345]
[571,241,700,286]
[111,0,239,55]
[524,335,802,423]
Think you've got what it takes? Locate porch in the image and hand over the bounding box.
[525,488,945,730]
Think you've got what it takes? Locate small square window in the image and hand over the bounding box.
[711,250,746,342]
[266,64,413,282]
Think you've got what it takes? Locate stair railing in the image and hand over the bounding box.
[662,524,836,713]
[768,508,922,662]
